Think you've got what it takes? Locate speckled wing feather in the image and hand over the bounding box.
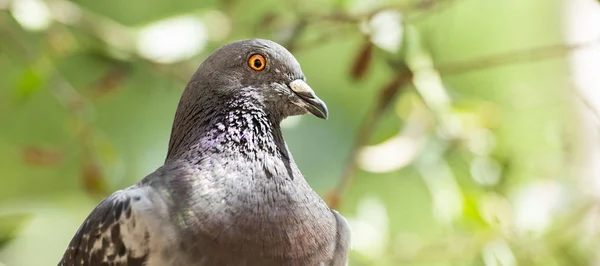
[59,187,152,266]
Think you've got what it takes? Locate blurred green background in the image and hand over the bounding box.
[2,0,600,265]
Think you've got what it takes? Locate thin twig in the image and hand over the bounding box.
[573,88,600,132]
[308,0,454,24]
[405,0,462,24]
[436,38,600,75]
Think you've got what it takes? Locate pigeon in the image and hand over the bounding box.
[59,39,351,266]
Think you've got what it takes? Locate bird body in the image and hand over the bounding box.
[59,39,350,266]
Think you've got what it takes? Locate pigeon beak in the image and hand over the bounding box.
[289,79,329,119]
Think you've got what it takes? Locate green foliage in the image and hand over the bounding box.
[0,213,29,249]
[1,0,598,265]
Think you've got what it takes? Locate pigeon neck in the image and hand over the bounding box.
[166,97,287,165]
[162,97,337,258]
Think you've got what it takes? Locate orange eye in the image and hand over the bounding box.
[248,54,266,71]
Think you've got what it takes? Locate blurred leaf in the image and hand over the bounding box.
[90,68,129,98]
[350,39,373,80]
[461,193,487,227]
[20,146,64,168]
[257,12,278,29]
[81,161,108,197]
[13,68,45,100]
[0,213,30,249]
[325,190,341,209]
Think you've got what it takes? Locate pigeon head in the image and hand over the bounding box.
[186,39,328,120]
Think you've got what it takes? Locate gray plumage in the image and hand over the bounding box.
[59,39,351,266]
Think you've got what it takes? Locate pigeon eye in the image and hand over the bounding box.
[248,54,266,71]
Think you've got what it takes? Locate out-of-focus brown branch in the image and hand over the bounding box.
[328,38,600,209]
[50,74,110,196]
[327,66,413,209]
[405,0,462,23]
[436,38,600,76]
[288,0,457,52]
[45,0,137,53]
[308,0,455,24]
[282,19,308,53]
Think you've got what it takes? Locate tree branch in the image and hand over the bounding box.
[436,38,600,75]
[327,66,413,209]
[328,38,600,209]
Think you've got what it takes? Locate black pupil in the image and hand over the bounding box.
[253,59,262,68]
